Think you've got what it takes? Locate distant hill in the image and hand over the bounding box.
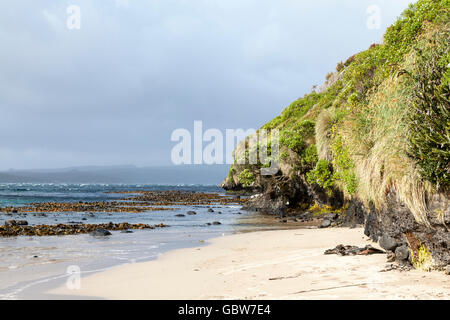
[0,165,229,185]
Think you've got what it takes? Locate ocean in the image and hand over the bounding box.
[0,183,270,299]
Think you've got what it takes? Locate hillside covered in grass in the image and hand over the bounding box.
[222,0,449,269]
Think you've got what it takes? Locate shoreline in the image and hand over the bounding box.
[49,227,450,300]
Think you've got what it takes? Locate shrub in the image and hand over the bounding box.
[407,32,450,190]
[306,160,334,189]
[238,169,255,188]
[300,144,318,172]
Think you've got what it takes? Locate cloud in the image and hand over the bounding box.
[0,0,413,169]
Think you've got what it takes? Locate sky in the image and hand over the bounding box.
[0,0,413,170]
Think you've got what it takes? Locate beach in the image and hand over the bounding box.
[49,227,450,300]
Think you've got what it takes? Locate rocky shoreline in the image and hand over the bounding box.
[0,190,246,237]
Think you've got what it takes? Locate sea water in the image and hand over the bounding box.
[0,183,275,299]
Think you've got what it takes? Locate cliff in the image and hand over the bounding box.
[222,0,450,270]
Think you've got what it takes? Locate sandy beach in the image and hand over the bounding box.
[49,227,450,300]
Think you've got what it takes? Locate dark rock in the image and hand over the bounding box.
[379,234,398,252]
[120,230,133,234]
[319,219,332,228]
[12,209,18,214]
[341,200,366,227]
[6,220,28,226]
[186,211,197,215]
[207,208,214,213]
[323,213,338,221]
[82,218,87,221]
[206,223,212,226]
[395,245,410,261]
[175,214,185,217]
[325,244,384,256]
[212,221,221,225]
[90,229,112,237]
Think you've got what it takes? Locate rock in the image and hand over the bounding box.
[323,213,338,220]
[175,214,185,217]
[90,229,112,237]
[12,209,18,214]
[6,220,28,226]
[5,220,18,226]
[217,211,222,214]
[206,223,212,226]
[187,211,197,215]
[395,245,410,261]
[81,218,87,221]
[325,244,384,256]
[319,219,332,228]
[212,221,221,225]
[445,266,450,275]
[207,208,214,213]
[379,234,398,252]
[120,230,133,234]
[290,217,297,222]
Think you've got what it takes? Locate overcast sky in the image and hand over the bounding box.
[0,0,413,170]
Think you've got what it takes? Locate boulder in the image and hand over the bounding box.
[5,220,27,226]
[90,229,112,237]
[379,234,398,252]
[319,219,332,228]
[395,245,410,262]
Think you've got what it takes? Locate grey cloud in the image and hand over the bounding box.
[0,0,413,169]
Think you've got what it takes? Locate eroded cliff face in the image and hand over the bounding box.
[221,0,449,270]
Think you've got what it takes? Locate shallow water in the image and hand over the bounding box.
[0,183,284,299]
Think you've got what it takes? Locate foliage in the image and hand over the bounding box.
[238,169,255,188]
[411,244,434,271]
[330,134,358,194]
[407,32,450,191]
[306,160,334,189]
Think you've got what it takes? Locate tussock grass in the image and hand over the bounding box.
[315,110,333,162]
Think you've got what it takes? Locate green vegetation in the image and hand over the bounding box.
[238,169,255,188]
[407,31,450,191]
[306,160,334,189]
[411,244,434,271]
[227,0,449,224]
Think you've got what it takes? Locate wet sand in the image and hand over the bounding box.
[49,227,450,300]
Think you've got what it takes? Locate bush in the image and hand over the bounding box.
[300,145,318,172]
[407,32,450,190]
[280,120,316,153]
[238,169,255,188]
[306,160,334,189]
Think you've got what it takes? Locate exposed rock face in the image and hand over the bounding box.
[362,189,450,268]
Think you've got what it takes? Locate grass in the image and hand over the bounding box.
[226,0,449,228]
